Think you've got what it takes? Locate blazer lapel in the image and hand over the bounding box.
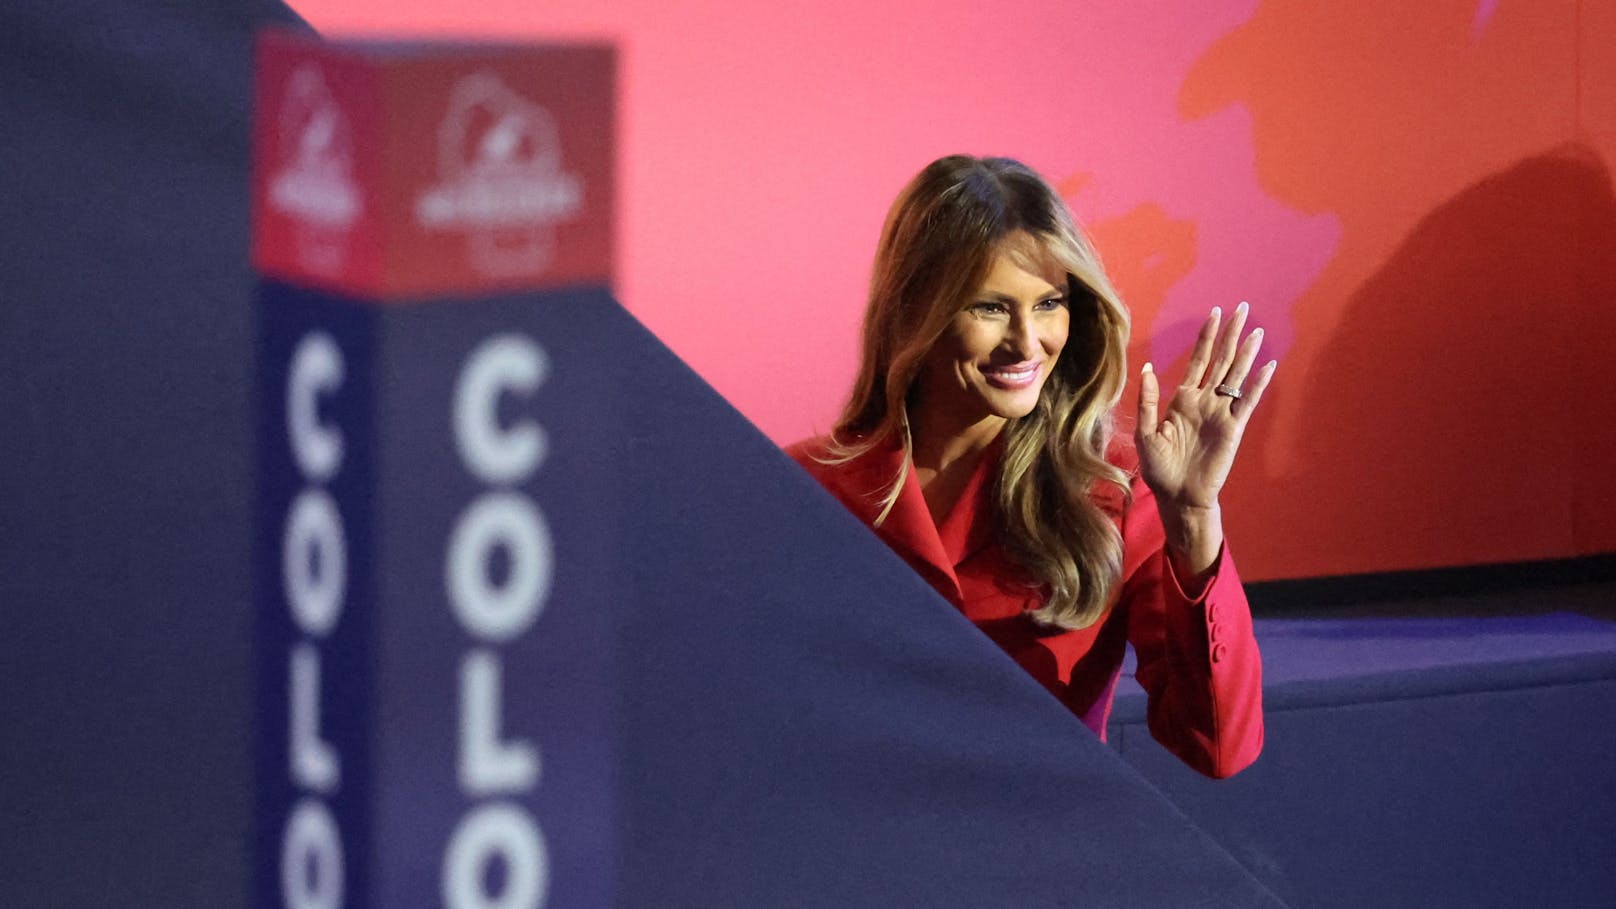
[826,439,963,605]
[879,459,963,605]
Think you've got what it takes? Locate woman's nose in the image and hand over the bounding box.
[1006,316,1038,358]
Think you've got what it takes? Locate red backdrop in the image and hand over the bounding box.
[291,0,1616,580]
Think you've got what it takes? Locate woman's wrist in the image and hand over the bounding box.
[1159,502,1224,588]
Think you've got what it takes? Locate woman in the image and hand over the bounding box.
[788,155,1274,778]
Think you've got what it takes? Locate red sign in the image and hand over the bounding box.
[253,31,615,300]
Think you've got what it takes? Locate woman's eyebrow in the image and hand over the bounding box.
[975,288,1066,302]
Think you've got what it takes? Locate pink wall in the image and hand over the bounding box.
[290,0,1615,580]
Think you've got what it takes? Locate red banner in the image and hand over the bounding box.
[253,31,614,300]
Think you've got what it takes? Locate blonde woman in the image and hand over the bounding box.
[788,155,1274,778]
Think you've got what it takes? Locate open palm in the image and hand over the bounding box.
[1136,302,1276,511]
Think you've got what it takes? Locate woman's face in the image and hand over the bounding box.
[915,240,1071,432]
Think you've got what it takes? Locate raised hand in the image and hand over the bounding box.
[1135,302,1276,577]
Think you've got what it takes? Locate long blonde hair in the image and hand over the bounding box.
[828,155,1131,629]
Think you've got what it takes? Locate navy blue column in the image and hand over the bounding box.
[251,33,619,909]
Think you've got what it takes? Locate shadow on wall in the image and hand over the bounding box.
[1177,0,1616,578]
[1265,148,1616,572]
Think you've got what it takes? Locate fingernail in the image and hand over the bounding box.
[1252,327,1264,340]
[1237,301,1249,314]
[1142,361,1154,373]
[1267,359,1278,371]
[1210,306,1221,319]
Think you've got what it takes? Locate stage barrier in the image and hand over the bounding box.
[1111,605,1616,908]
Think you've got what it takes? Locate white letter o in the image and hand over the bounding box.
[283,488,347,638]
[442,802,548,909]
[446,493,551,642]
[281,798,344,909]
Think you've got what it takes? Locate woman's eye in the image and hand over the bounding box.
[1036,296,1068,311]
[970,301,1008,315]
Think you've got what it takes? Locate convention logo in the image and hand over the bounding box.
[414,73,584,279]
[267,64,362,275]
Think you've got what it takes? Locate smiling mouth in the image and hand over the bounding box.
[982,361,1043,389]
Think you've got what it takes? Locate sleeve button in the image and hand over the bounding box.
[1211,642,1228,664]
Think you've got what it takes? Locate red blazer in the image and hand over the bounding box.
[787,434,1263,779]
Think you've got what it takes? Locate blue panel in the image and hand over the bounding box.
[253,285,379,908]
[369,290,624,909]
[0,2,308,906]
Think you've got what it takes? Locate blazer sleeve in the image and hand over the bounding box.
[1120,477,1264,779]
